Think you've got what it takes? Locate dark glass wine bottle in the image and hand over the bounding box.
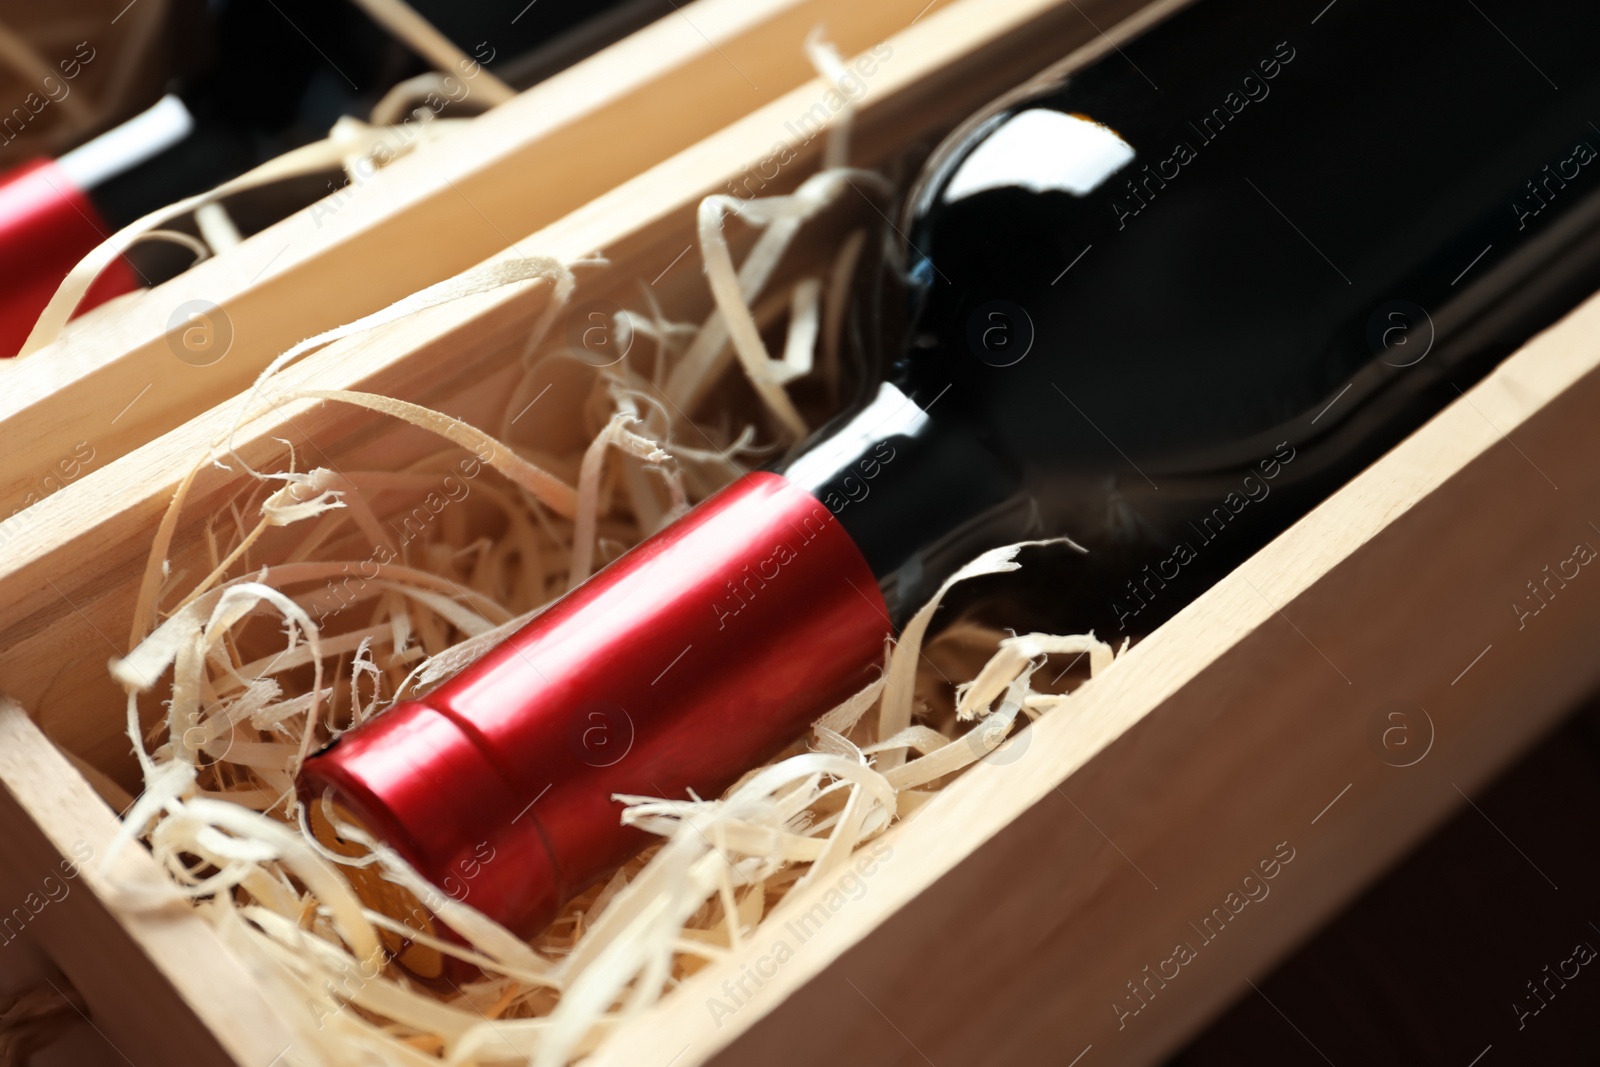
[302,0,1600,968]
[811,0,1600,636]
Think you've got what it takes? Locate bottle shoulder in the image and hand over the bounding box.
[889,0,1600,476]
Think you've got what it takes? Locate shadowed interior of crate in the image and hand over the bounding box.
[0,0,1179,795]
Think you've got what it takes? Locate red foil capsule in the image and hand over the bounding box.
[0,158,138,356]
[299,471,890,970]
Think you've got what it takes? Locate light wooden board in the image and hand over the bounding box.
[0,0,970,520]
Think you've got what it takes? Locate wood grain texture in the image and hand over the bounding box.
[0,700,298,1067]
[585,289,1600,1066]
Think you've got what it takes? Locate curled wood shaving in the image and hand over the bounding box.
[689,167,894,438]
[194,202,244,253]
[18,115,470,357]
[291,390,583,521]
[804,33,856,171]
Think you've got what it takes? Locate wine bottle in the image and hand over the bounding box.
[301,0,1600,971]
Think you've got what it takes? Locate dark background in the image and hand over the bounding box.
[1174,696,1600,1066]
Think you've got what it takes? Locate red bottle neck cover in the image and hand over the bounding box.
[0,158,137,356]
[299,471,891,969]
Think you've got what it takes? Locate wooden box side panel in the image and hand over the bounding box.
[0,701,299,1066]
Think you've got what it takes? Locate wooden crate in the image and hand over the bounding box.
[0,0,975,520]
[4,0,1599,1063]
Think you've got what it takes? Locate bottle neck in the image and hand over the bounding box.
[776,382,1023,622]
